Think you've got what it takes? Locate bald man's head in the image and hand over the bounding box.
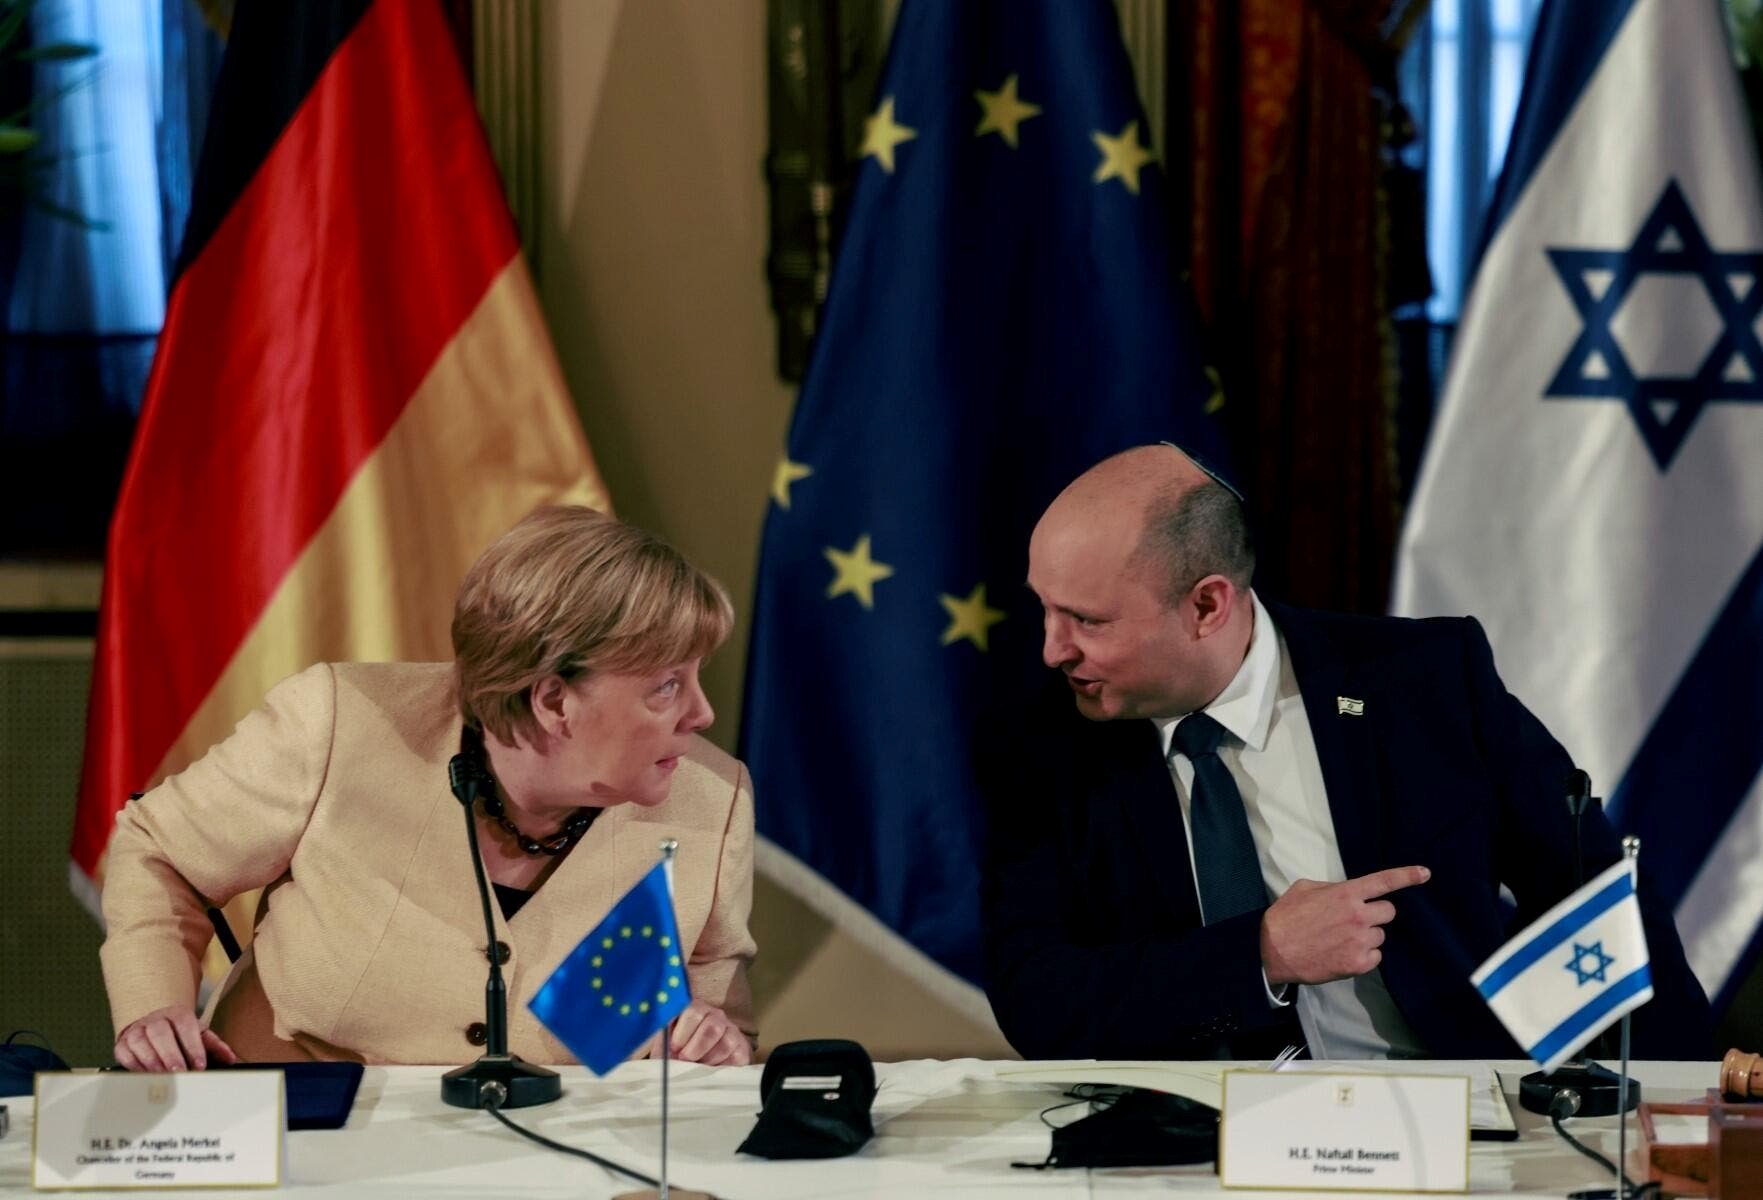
[1048,443,1211,514]
[1028,445,1256,720]
[1041,444,1253,602]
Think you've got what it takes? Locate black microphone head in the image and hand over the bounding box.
[448,754,480,807]
[1564,769,1591,801]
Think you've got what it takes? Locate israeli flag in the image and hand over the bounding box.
[1473,860,1654,1072]
[1395,0,1763,1015]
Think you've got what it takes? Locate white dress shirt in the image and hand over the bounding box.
[1153,592,1426,1059]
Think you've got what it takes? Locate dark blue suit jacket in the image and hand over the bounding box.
[981,602,1713,1060]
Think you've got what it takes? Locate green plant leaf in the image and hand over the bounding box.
[15,40,99,62]
[0,4,30,56]
[0,66,99,127]
[0,3,108,229]
[26,189,106,229]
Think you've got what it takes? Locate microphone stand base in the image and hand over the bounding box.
[613,1192,716,1199]
[441,1055,563,1109]
[1519,1061,1639,1117]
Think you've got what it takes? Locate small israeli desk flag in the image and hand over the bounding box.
[1472,859,1654,1072]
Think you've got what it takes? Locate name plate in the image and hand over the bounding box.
[1220,1070,1469,1193]
[33,1071,284,1191]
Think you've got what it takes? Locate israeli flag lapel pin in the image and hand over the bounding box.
[1336,696,1365,716]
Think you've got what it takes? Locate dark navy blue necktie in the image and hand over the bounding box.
[1172,712,1267,924]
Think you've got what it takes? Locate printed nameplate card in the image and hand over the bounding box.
[33,1070,284,1190]
[1219,1070,1469,1193]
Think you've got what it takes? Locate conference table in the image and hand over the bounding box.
[0,1058,1715,1197]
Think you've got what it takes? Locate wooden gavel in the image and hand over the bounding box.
[1722,1049,1763,1100]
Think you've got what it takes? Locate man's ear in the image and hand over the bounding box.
[529,674,571,737]
[1189,575,1238,637]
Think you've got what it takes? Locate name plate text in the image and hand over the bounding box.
[1220,1070,1469,1193]
[33,1070,284,1191]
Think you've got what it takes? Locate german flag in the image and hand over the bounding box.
[71,0,605,914]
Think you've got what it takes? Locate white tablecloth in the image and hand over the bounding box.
[0,1058,1716,1197]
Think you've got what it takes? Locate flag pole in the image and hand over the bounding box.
[659,1018,671,1200]
[610,840,711,1200]
[1615,836,1639,1198]
[659,838,676,1200]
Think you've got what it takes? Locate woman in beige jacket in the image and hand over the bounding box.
[101,506,756,1071]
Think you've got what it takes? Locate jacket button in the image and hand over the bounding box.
[465,1022,488,1046]
[486,940,511,965]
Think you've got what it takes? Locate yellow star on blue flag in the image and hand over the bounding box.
[940,584,1006,650]
[974,74,1041,148]
[1092,120,1154,194]
[772,456,813,509]
[825,535,894,608]
[862,96,917,173]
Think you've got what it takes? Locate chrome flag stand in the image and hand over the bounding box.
[616,840,713,1200]
[1568,836,1644,1200]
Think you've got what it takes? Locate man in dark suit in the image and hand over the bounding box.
[982,444,1712,1060]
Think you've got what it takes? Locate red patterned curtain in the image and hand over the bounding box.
[1172,0,1423,614]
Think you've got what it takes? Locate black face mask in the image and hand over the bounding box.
[737,1039,876,1159]
[1015,1086,1219,1170]
[0,1031,69,1097]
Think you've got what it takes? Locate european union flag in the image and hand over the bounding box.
[528,860,690,1075]
[741,0,1227,1005]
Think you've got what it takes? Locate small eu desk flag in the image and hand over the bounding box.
[529,859,691,1075]
[1472,859,1655,1072]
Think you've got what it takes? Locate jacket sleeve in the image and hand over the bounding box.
[1460,617,1715,1059]
[686,761,758,1040]
[980,689,1284,1059]
[99,664,337,1036]
[983,818,1277,1058]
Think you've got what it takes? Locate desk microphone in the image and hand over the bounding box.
[440,749,562,1110]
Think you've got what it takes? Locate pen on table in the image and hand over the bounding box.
[1270,1044,1304,1070]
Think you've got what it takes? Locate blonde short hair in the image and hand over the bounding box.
[452,506,733,744]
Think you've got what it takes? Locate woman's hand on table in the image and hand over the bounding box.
[664,1000,752,1066]
[114,1005,240,1072]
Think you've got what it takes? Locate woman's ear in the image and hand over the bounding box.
[529,674,571,739]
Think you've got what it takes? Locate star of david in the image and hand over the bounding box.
[1545,179,1763,469]
[1565,939,1616,987]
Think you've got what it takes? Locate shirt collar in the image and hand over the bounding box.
[1154,590,1280,758]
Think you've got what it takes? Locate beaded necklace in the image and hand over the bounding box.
[459,725,596,857]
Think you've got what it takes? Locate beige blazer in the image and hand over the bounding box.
[100,662,756,1065]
